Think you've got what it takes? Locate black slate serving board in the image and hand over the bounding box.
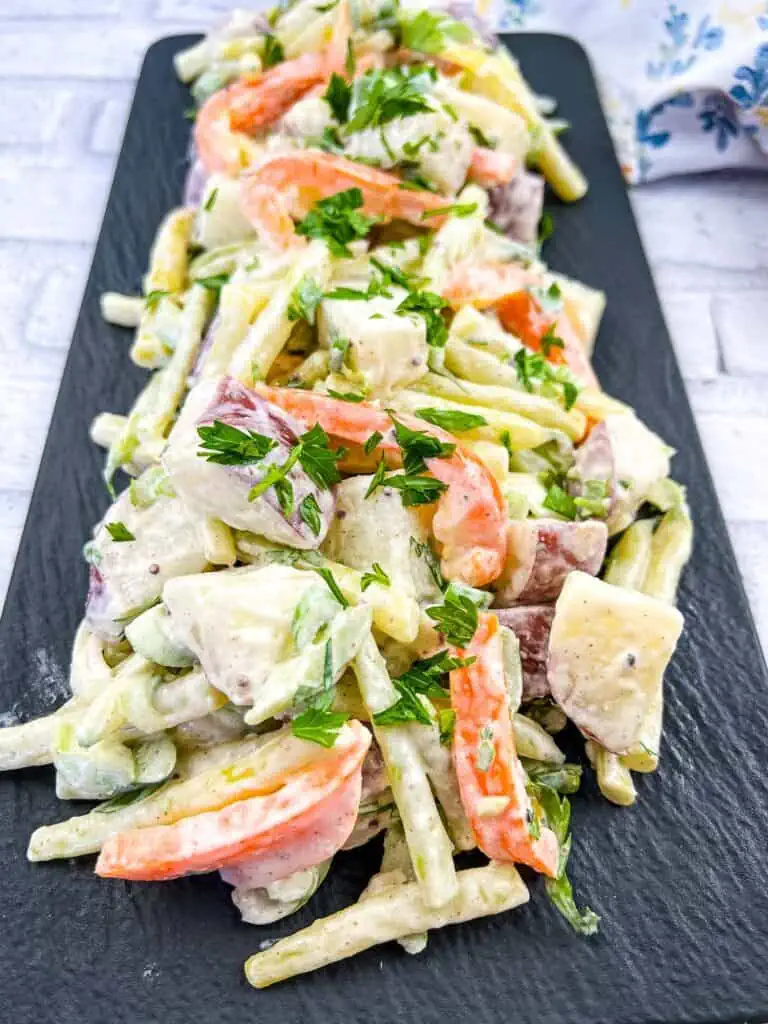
[0,32,766,1024]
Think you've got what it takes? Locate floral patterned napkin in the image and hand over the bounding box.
[476,0,768,182]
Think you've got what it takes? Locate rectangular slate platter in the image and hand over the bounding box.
[0,31,766,1024]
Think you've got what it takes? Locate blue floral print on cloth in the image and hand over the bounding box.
[473,0,768,182]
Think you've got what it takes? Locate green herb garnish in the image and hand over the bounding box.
[197,420,277,465]
[299,493,323,536]
[287,275,324,325]
[105,521,135,543]
[360,562,391,591]
[415,407,487,432]
[297,188,377,257]
[420,202,478,220]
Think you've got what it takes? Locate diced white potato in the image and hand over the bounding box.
[280,93,333,140]
[318,287,428,396]
[344,112,474,194]
[604,414,672,534]
[547,571,683,753]
[84,486,208,639]
[432,77,529,159]
[321,475,442,606]
[163,563,318,705]
[195,174,256,249]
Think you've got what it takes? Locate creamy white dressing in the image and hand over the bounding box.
[163,563,318,704]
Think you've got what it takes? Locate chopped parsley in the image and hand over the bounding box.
[287,275,324,325]
[540,325,565,357]
[409,535,446,591]
[196,273,231,293]
[360,562,391,591]
[373,675,434,727]
[292,706,349,747]
[542,482,578,520]
[425,582,482,647]
[396,288,449,348]
[314,0,339,10]
[246,424,341,510]
[329,335,351,373]
[537,210,554,250]
[296,188,377,257]
[105,521,135,543]
[310,566,349,608]
[390,415,455,473]
[203,187,218,212]
[438,707,456,745]
[327,389,366,403]
[364,458,388,498]
[513,347,580,411]
[420,202,478,220]
[144,289,168,311]
[363,430,383,454]
[323,72,352,123]
[415,407,487,433]
[528,781,599,935]
[398,649,474,700]
[344,65,436,134]
[376,472,447,507]
[261,34,285,69]
[299,493,323,536]
[345,38,356,78]
[197,420,277,465]
[399,9,473,55]
[468,124,496,149]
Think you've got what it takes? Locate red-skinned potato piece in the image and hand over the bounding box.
[492,518,608,606]
[495,605,555,700]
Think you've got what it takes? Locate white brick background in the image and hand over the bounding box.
[0,1,765,654]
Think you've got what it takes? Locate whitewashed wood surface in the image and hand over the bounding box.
[0,2,765,654]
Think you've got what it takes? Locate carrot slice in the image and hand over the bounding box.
[96,721,370,881]
[450,613,559,876]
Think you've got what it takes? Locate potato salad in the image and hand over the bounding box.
[0,0,692,990]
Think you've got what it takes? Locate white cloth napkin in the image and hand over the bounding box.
[474,0,768,182]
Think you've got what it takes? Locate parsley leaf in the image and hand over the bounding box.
[537,210,554,250]
[426,583,483,646]
[377,472,447,507]
[196,273,231,293]
[299,493,322,536]
[197,420,277,465]
[390,414,455,473]
[360,562,391,591]
[327,389,366,402]
[297,188,377,257]
[543,483,578,520]
[409,535,446,591]
[399,9,473,55]
[513,347,580,411]
[105,521,135,543]
[398,649,474,700]
[373,676,433,727]
[287,275,324,325]
[468,124,496,149]
[297,423,343,489]
[415,407,487,433]
[292,706,349,747]
[262,34,284,69]
[540,324,565,357]
[364,430,383,454]
[248,447,301,505]
[396,289,449,348]
[438,707,456,745]
[345,66,435,134]
[420,202,478,220]
[324,72,352,123]
[145,289,168,311]
[203,187,218,212]
[311,566,349,608]
[364,458,388,498]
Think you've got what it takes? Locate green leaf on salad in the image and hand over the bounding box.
[299,493,323,536]
[420,202,478,220]
[310,566,349,609]
[399,9,473,55]
[287,274,325,325]
[105,521,135,543]
[360,562,391,591]
[197,420,277,466]
[425,583,481,647]
[262,34,285,69]
[363,430,384,454]
[292,706,349,747]
[415,407,487,433]
[296,188,377,257]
